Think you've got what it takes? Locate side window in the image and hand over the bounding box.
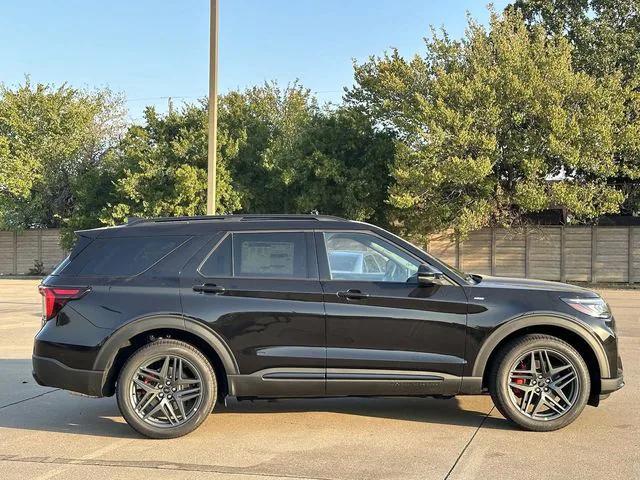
[235,232,307,278]
[323,232,420,282]
[75,236,186,276]
[200,232,309,279]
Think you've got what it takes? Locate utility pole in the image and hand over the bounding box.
[207,0,219,215]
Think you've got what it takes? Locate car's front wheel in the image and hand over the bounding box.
[489,334,590,431]
[116,339,216,438]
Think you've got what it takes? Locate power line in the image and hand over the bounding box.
[123,89,343,104]
[125,95,200,103]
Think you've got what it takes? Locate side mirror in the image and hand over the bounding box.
[417,264,444,285]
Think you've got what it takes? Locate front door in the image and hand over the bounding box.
[316,230,468,396]
[180,230,326,397]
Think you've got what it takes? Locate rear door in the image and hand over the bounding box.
[180,230,326,397]
[316,230,468,396]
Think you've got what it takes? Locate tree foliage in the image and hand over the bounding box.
[347,9,636,239]
[0,79,125,232]
[511,0,640,215]
[101,101,241,226]
[60,82,394,245]
[511,0,640,79]
[219,83,318,213]
[220,83,394,224]
[281,106,394,226]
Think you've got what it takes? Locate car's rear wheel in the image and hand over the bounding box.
[116,339,216,438]
[489,334,590,431]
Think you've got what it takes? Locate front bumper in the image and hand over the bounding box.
[32,355,105,397]
[600,374,625,395]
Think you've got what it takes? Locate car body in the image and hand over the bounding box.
[32,214,624,437]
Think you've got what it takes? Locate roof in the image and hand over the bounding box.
[82,214,366,238]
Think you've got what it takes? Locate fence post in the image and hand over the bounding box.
[37,229,43,266]
[628,226,633,284]
[591,226,597,284]
[455,236,461,269]
[12,231,17,275]
[491,228,496,275]
[560,226,566,283]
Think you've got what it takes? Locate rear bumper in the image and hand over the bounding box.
[32,306,114,396]
[32,355,105,397]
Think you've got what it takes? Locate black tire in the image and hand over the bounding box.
[488,334,590,431]
[116,339,217,439]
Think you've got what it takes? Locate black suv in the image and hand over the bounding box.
[33,215,624,438]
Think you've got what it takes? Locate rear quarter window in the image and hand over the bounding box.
[71,236,187,277]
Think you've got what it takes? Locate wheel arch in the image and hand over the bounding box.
[473,313,608,402]
[94,315,238,398]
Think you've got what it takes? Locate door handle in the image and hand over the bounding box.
[193,283,226,294]
[337,289,369,300]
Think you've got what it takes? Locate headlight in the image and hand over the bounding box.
[561,297,611,318]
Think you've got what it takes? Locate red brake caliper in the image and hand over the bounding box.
[513,361,526,397]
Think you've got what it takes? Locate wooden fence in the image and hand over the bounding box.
[0,229,66,276]
[427,226,640,283]
[0,226,639,282]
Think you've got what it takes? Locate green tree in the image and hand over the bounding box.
[0,79,125,233]
[281,106,395,225]
[219,82,318,213]
[1,80,394,246]
[101,101,241,225]
[511,0,640,215]
[220,82,395,223]
[511,0,640,80]
[347,10,634,240]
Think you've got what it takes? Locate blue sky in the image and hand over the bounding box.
[2,0,507,122]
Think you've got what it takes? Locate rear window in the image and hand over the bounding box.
[73,236,186,276]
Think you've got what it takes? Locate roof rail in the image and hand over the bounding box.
[238,214,345,222]
[124,214,346,225]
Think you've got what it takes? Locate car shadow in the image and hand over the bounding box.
[216,395,516,430]
[0,359,516,439]
[0,358,139,439]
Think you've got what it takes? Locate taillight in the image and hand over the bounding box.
[38,286,90,322]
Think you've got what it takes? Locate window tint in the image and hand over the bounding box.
[199,235,232,277]
[323,232,420,282]
[76,236,185,276]
[200,232,309,279]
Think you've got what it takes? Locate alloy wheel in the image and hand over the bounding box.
[507,348,580,421]
[128,354,203,428]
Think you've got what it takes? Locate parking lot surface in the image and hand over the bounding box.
[0,279,638,480]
